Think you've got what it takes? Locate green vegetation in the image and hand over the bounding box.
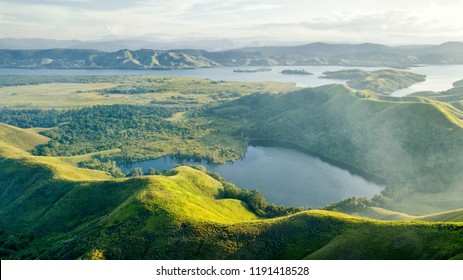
[0,105,246,164]
[192,166,304,218]
[0,75,296,109]
[281,69,313,75]
[2,74,463,259]
[453,79,463,87]
[2,77,463,216]
[326,200,463,223]
[0,123,49,151]
[208,84,463,214]
[321,69,426,95]
[0,76,294,177]
[0,129,463,260]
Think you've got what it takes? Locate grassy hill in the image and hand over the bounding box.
[1,124,463,260]
[338,206,463,222]
[0,123,49,151]
[419,209,463,222]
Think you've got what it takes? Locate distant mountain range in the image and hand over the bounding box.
[0,38,305,52]
[0,49,220,69]
[1,41,463,69]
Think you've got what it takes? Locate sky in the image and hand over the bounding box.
[1,0,463,45]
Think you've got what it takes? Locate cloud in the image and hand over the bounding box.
[1,0,145,11]
[185,0,281,15]
[1,0,463,44]
[303,10,450,34]
[253,8,463,44]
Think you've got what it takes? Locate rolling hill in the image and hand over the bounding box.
[1,123,463,260]
[237,41,463,66]
[320,69,426,95]
[0,49,220,69]
[1,41,463,69]
[335,206,463,222]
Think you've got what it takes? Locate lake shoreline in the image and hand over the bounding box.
[249,139,387,186]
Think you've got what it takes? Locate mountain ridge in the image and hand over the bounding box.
[1,41,463,69]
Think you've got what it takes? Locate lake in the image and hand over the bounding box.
[1,64,461,96]
[0,65,377,88]
[119,143,384,208]
[391,64,463,96]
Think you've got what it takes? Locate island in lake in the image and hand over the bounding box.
[453,79,463,87]
[320,69,426,95]
[233,68,272,73]
[281,69,313,75]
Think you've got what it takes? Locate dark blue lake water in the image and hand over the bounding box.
[119,144,384,208]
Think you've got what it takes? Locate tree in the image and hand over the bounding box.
[130,167,143,177]
[147,167,156,175]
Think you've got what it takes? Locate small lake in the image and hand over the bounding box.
[1,64,462,96]
[118,144,384,208]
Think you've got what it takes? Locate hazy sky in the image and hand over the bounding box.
[1,0,463,44]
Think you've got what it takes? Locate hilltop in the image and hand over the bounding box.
[1,124,463,260]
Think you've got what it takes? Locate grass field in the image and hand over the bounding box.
[0,76,297,109]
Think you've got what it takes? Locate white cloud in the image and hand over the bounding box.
[0,0,463,44]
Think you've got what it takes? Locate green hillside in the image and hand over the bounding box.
[209,84,463,214]
[419,209,463,222]
[0,123,50,151]
[1,124,463,260]
[321,69,426,95]
[337,206,463,222]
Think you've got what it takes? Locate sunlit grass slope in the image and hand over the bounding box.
[0,123,111,181]
[349,206,463,222]
[419,208,463,222]
[0,123,49,151]
[1,124,463,260]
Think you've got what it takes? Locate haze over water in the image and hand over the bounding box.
[119,145,384,208]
